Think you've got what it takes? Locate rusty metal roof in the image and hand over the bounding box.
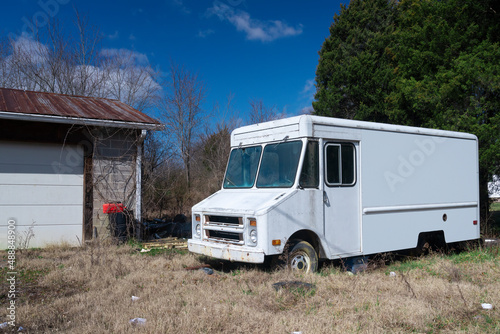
[0,88,162,129]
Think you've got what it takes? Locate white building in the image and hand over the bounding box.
[0,88,162,248]
[489,175,500,199]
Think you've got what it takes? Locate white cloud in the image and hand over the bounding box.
[108,30,119,40]
[100,48,149,66]
[97,49,161,110]
[207,2,303,42]
[298,78,316,115]
[103,65,161,105]
[1,35,160,110]
[198,29,215,38]
[302,78,315,95]
[300,78,316,106]
[1,36,51,90]
[11,34,49,64]
[300,105,314,115]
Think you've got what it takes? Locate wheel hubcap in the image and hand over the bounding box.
[290,253,310,272]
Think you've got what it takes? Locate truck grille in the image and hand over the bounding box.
[206,215,242,226]
[207,230,241,242]
[204,215,244,245]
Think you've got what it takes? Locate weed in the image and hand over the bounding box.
[400,271,417,298]
[276,241,292,271]
[450,247,498,264]
[240,282,254,295]
[445,264,462,282]
[456,284,469,309]
[387,258,427,272]
[126,238,143,249]
[17,221,36,250]
[318,264,343,276]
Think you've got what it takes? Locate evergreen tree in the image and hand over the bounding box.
[314,0,500,220]
[314,0,397,121]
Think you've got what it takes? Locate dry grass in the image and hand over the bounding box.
[1,241,499,333]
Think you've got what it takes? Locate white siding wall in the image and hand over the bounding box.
[0,142,83,248]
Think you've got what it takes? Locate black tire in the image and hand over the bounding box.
[288,241,318,273]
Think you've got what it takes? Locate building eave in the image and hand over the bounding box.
[0,111,164,131]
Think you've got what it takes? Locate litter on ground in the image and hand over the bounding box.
[129,318,146,326]
[481,303,493,310]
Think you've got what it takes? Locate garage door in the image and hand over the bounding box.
[0,141,84,248]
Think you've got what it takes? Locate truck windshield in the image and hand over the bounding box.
[223,146,262,188]
[257,140,303,188]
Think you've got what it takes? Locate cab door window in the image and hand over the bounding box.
[325,143,356,186]
[299,140,319,188]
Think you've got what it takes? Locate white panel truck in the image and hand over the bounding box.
[188,115,480,272]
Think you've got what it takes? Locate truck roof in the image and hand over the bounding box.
[231,115,477,146]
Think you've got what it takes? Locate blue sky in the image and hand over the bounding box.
[2,0,343,122]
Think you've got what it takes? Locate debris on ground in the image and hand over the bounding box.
[484,239,500,246]
[142,214,191,239]
[131,296,140,302]
[141,237,188,250]
[344,256,368,274]
[129,318,146,326]
[481,303,493,310]
[199,267,214,275]
[185,265,214,275]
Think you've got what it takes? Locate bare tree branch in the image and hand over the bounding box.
[159,61,208,188]
[248,98,280,124]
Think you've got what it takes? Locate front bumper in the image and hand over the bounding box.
[188,239,265,263]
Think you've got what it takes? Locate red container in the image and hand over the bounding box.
[103,202,125,213]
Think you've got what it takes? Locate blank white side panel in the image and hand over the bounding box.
[360,131,479,254]
[0,141,84,248]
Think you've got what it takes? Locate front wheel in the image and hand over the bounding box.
[288,241,318,273]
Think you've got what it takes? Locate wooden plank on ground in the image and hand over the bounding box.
[142,237,188,250]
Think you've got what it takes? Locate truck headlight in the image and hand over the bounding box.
[250,229,257,244]
[195,224,201,238]
[193,215,201,238]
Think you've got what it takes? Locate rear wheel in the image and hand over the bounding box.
[415,232,447,256]
[288,241,318,273]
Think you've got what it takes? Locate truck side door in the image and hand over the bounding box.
[323,141,361,257]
